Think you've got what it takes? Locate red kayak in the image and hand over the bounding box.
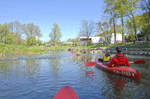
[53,86,79,99]
[96,58,140,80]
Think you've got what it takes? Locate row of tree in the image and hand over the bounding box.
[78,0,150,45]
[103,0,150,42]
[0,21,42,46]
[0,21,63,46]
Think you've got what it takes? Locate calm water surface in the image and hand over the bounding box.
[0,51,150,99]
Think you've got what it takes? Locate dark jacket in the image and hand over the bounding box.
[107,53,130,67]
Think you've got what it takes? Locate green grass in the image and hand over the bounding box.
[0,44,48,57]
[0,44,77,58]
[0,42,150,58]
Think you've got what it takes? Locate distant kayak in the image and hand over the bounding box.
[76,53,80,56]
[53,86,79,99]
[96,58,140,80]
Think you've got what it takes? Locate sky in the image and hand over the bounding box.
[0,0,105,42]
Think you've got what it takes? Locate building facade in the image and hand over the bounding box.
[79,33,122,45]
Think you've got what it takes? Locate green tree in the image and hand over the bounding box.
[22,23,42,38]
[26,37,36,46]
[126,0,140,41]
[141,0,150,24]
[96,21,111,45]
[22,23,42,46]
[36,40,43,46]
[113,0,129,42]
[0,24,10,44]
[49,23,62,46]
[72,38,79,46]
[79,20,95,46]
[140,0,150,41]
[8,21,25,45]
[8,21,22,34]
[104,0,117,44]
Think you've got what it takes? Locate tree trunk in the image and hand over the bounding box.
[121,16,125,43]
[4,30,6,44]
[148,9,150,24]
[131,12,137,41]
[113,17,116,44]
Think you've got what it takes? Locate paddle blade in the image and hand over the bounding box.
[85,62,96,67]
[134,60,146,64]
[54,86,79,99]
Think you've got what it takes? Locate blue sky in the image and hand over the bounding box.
[0,0,105,42]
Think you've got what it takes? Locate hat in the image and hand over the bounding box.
[105,53,110,57]
[116,47,122,53]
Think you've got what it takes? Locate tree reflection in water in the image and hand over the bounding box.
[25,59,41,76]
[49,51,62,73]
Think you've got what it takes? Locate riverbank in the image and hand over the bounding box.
[1,42,150,58]
[68,42,150,56]
[0,43,70,58]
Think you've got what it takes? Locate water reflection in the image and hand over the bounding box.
[0,62,13,73]
[85,71,96,78]
[50,58,61,73]
[25,59,41,76]
[0,51,150,99]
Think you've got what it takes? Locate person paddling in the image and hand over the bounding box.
[107,47,130,67]
[98,52,111,64]
[103,53,111,62]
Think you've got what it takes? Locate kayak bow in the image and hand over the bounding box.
[53,86,79,99]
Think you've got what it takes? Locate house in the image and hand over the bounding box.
[90,37,103,44]
[79,33,122,45]
[79,36,103,45]
[111,33,122,44]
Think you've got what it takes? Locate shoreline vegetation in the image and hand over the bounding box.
[0,43,70,58]
[0,41,150,59]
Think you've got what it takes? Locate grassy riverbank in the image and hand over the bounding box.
[0,44,42,57]
[0,43,70,58]
[0,42,150,58]
[87,42,150,49]
[0,44,90,58]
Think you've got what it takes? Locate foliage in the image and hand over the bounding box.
[49,23,62,46]
[0,24,10,43]
[79,20,95,37]
[79,20,95,46]
[126,32,135,42]
[26,37,37,46]
[100,0,150,43]
[36,40,43,46]
[0,21,43,46]
[22,23,42,38]
[96,21,111,45]
[104,0,118,43]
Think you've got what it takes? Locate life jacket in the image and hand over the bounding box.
[103,56,111,62]
[107,53,130,67]
[113,53,129,66]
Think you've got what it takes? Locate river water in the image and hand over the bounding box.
[0,51,150,99]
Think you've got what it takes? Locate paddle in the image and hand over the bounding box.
[130,60,146,64]
[85,60,146,67]
[85,62,96,67]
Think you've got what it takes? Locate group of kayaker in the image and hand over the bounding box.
[101,47,130,67]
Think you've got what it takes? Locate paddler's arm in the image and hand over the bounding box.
[106,58,115,67]
[126,58,130,67]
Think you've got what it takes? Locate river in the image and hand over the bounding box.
[0,51,150,99]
